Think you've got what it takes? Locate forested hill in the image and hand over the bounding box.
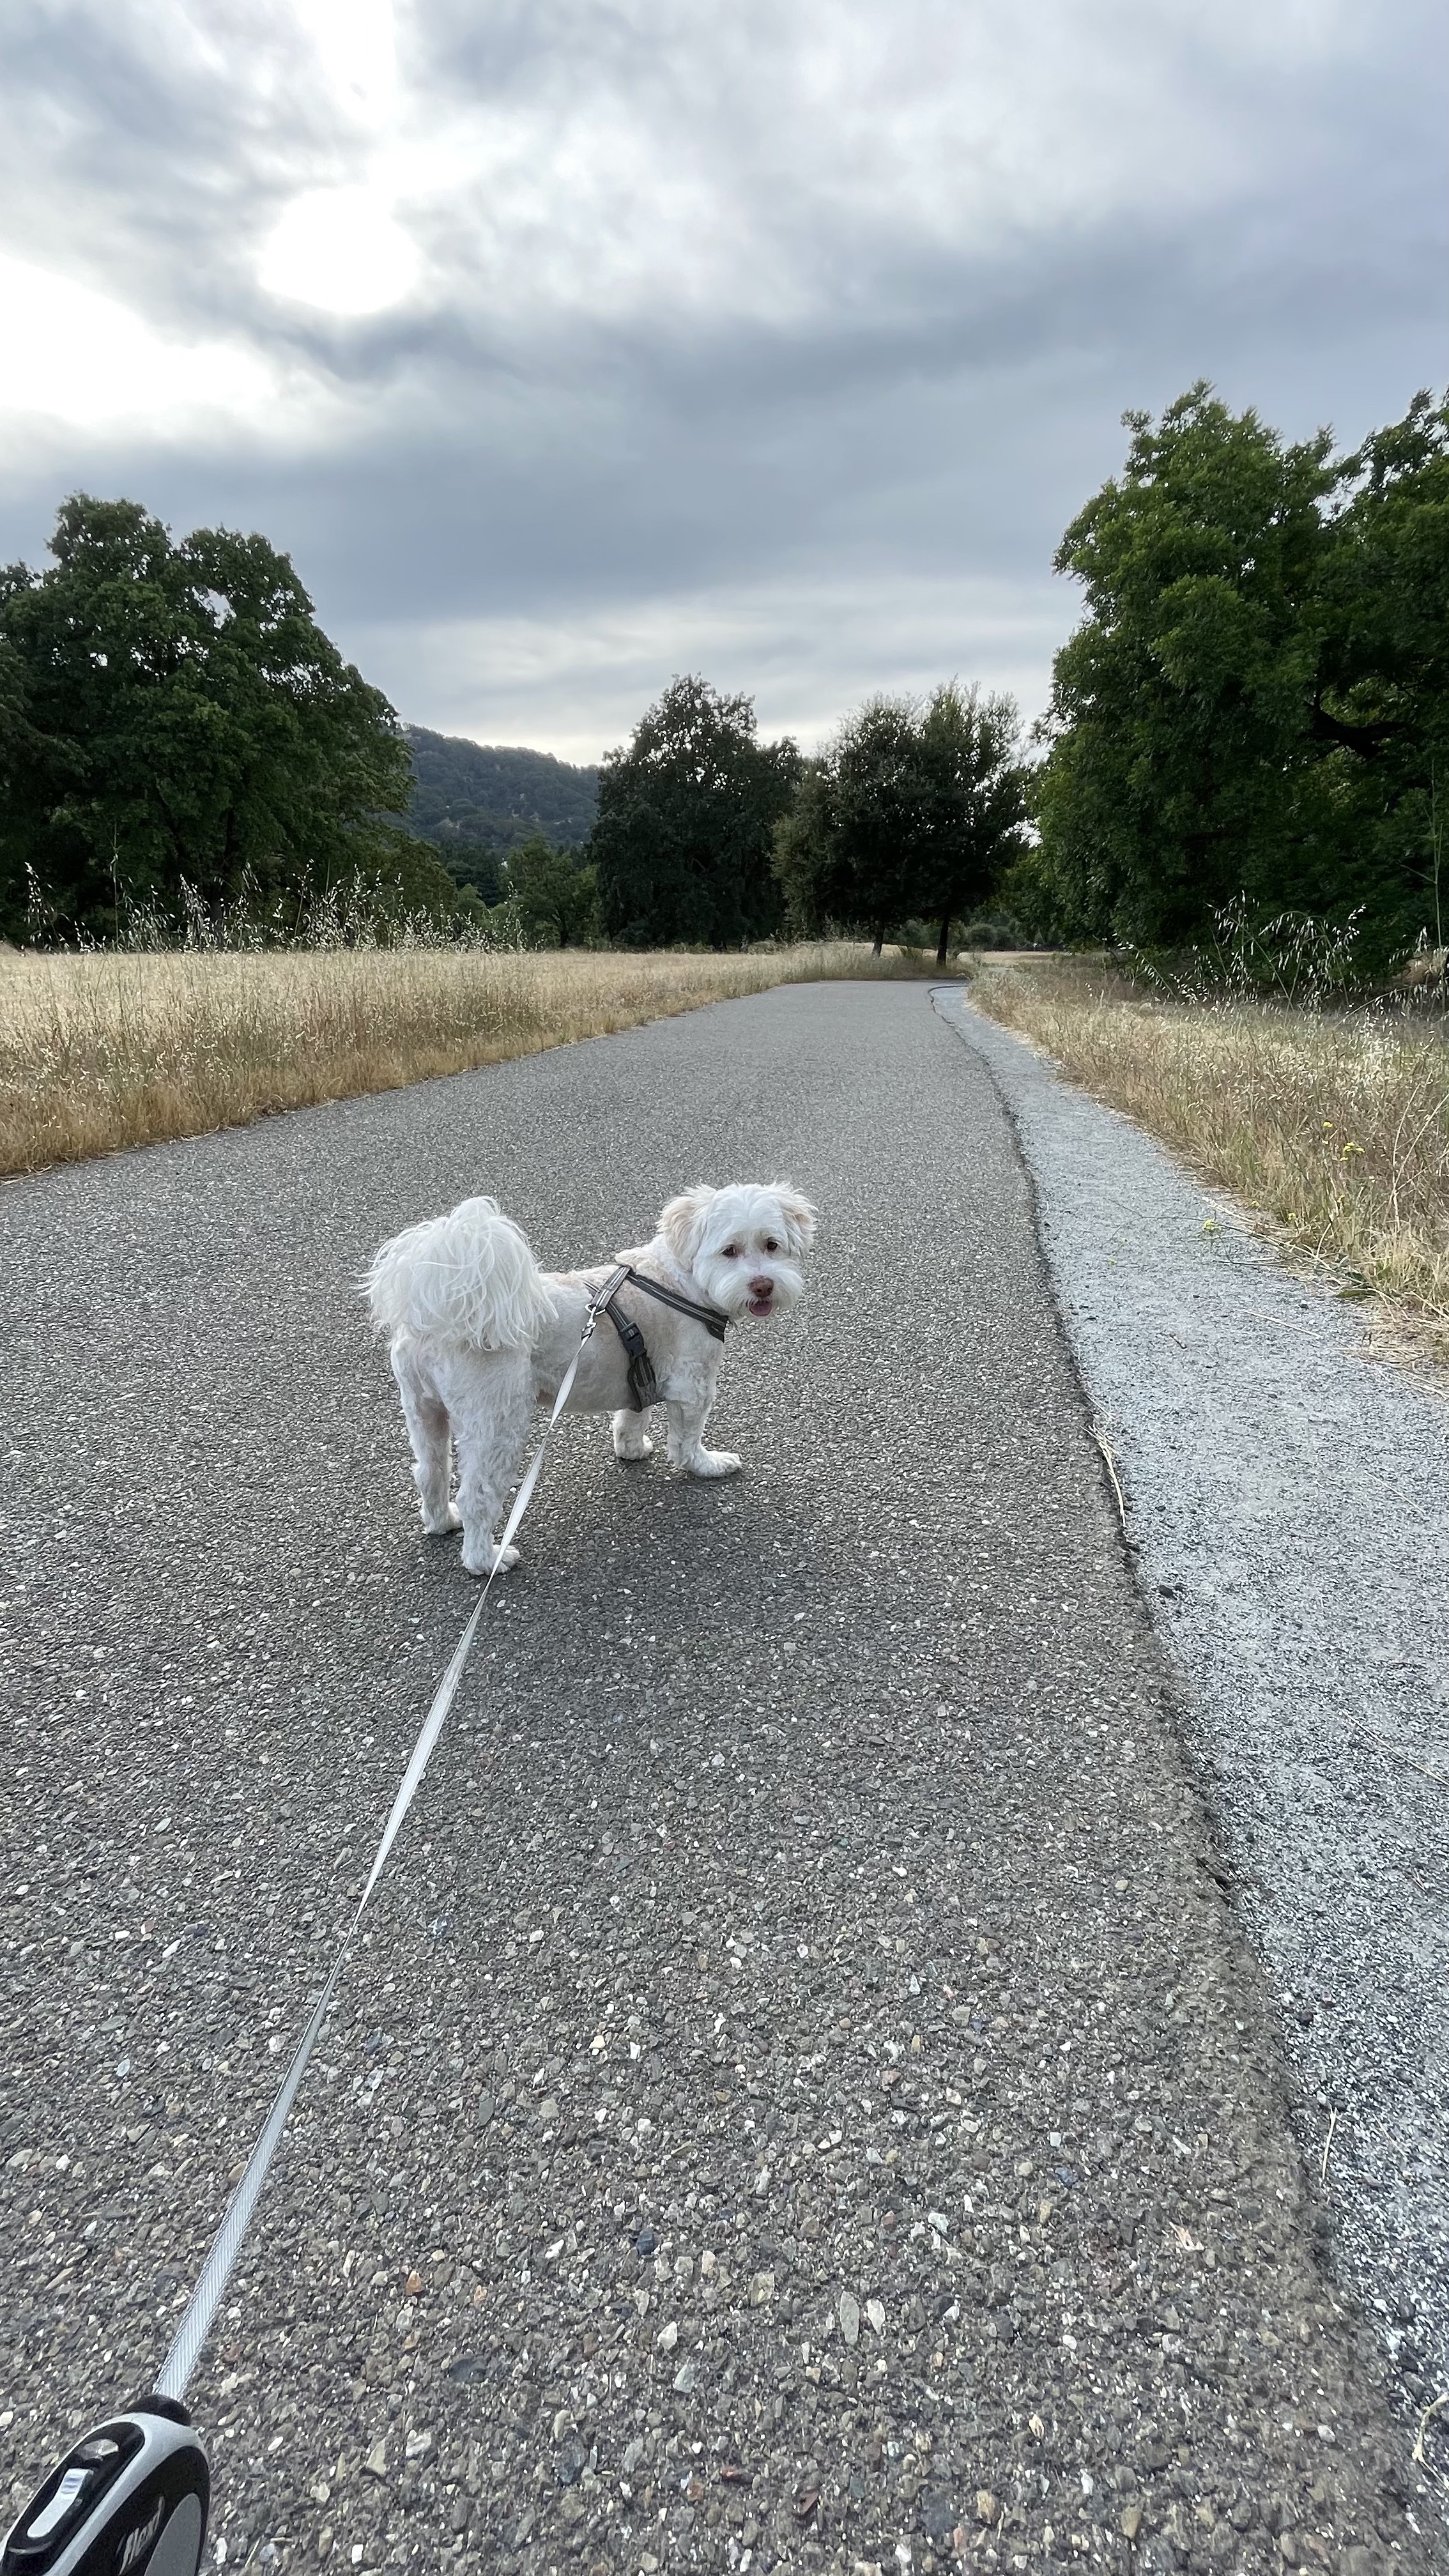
[404,727,600,858]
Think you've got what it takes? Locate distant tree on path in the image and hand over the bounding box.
[808,694,930,954]
[774,684,1027,958]
[588,675,801,947]
[915,683,1030,962]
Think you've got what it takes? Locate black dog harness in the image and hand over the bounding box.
[595,1263,728,1411]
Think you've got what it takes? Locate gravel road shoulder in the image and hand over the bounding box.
[943,990,1449,2522]
[1,981,1441,2575]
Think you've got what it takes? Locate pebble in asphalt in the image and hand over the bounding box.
[1,982,1438,2576]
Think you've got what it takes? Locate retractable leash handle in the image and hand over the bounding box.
[4,1292,611,2576]
[1,2400,208,2576]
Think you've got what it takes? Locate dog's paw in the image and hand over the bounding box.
[613,1428,655,1462]
[461,1540,521,1576]
[688,1448,742,1479]
[420,1501,463,1535]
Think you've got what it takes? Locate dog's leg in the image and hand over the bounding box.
[443,1349,533,1575]
[664,1395,740,1478]
[611,1407,655,1462]
[392,1346,459,1534]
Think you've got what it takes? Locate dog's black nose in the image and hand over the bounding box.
[749,1276,772,1299]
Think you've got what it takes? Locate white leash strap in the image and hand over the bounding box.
[154,1297,606,2402]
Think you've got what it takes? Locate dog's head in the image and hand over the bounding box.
[657,1181,818,1322]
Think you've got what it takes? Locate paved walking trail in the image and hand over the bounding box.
[1,983,1436,2576]
[944,990,1449,2454]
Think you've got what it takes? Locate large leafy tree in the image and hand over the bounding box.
[1034,384,1449,965]
[1032,386,1337,947]
[1315,392,1449,954]
[0,494,411,938]
[767,696,928,952]
[914,683,1029,962]
[589,675,800,947]
[774,685,1026,956]
[816,696,930,953]
[770,756,834,937]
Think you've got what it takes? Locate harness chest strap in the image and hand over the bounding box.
[597,1262,728,1411]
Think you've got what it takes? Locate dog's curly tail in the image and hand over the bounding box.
[364,1195,558,1350]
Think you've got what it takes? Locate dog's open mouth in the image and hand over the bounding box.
[747,1292,774,1317]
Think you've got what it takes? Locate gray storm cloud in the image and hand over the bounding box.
[0,0,1442,756]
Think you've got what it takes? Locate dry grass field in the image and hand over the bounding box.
[970,956,1449,1348]
[0,940,938,1178]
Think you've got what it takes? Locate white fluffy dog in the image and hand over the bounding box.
[365,1181,817,1575]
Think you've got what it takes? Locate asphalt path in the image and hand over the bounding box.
[1,982,1436,2576]
[944,992,1449,2470]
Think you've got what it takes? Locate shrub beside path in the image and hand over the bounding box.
[1,983,1438,2574]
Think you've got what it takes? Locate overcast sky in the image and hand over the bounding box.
[1,1,1443,762]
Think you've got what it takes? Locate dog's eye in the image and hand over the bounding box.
[764,1238,779,1253]
[723,1244,740,1259]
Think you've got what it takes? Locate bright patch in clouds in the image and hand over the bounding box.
[0,254,302,462]
[257,186,420,316]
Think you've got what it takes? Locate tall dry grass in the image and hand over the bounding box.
[0,942,931,1177]
[970,957,1449,1344]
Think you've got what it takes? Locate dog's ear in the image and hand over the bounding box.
[658,1184,717,1271]
[769,1183,818,1253]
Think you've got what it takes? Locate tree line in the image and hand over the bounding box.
[0,491,1027,954]
[4,385,1446,964]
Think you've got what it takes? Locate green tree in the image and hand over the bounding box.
[503,829,601,946]
[589,675,800,947]
[915,682,1030,962]
[349,827,479,932]
[771,757,833,936]
[0,494,411,939]
[1314,392,1449,957]
[773,687,1026,956]
[1033,385,1338,946]
[1036,384,1449,966]
[809,695,931,954]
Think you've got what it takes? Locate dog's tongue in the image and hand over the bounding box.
[747,1293,773,1317]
